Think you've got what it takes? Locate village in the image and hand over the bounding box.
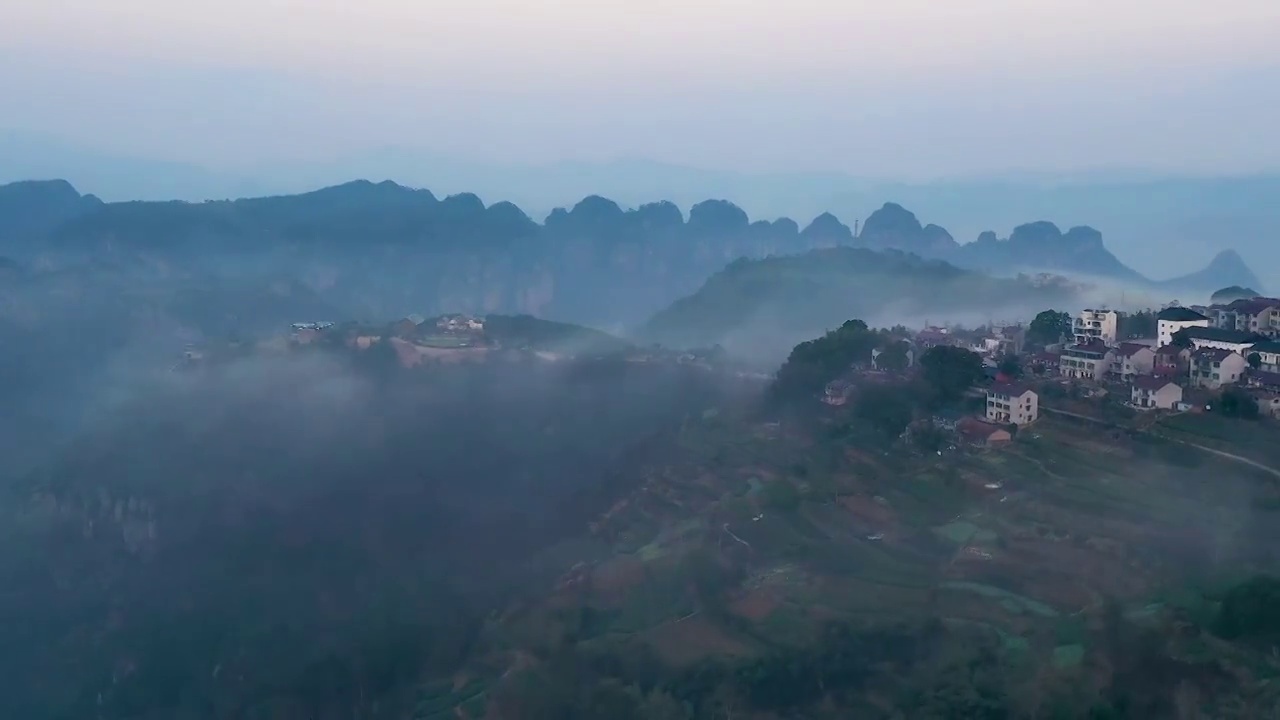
[822,295,1280,448]
[174,310,759,379]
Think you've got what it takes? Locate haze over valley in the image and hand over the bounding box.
[4,1,1280,718]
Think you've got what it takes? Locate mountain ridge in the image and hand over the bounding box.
[0,179,1259,326]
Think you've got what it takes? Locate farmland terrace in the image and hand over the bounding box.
[461,407,1280,717]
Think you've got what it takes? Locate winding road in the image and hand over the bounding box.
[1040,406,1280,480]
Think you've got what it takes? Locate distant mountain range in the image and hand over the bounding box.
[851,201,1263,294]
[5,132,1277,284]
[0,178,1262,343]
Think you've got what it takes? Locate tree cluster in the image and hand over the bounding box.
[769,319,883,403]
[1027,310,1072,346]
[1218,387,1260,419]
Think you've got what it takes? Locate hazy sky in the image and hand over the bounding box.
[3,0,1280,178]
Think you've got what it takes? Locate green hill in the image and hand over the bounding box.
[639,247,1078,361]
[1210,285,1262,303]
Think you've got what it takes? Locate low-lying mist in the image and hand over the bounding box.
[0,343,750,718]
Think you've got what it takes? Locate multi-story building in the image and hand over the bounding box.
[1112,342,1155,380]
[1189,348,1248,390]
[1178,326,1261,355]
[1208,298,1280,337]
[986,383,1039,425]
[1073,309,1119,346]
[1250,340,1280,373]
[1156,307,1210,347]
[1059,340,1114,380]
[1153,344,1191,377]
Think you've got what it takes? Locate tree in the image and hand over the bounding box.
[770,319,879,404]
[919,346,985,406]
[1118,310,1156,339]
[997,354,1022,379]
[1248,352,1262,370]
[1215,574,1280,641]
[1169,329,1193,349]
[876,340,910,373]
[1027,310,1072,346]
[1219,387,1260,419]
[855,383,916,440]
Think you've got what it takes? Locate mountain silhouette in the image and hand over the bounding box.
[0,179,1259,331]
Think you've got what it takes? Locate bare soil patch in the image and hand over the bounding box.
[589,556,648,602]
[645,616,756,667]
[731,587,782,621]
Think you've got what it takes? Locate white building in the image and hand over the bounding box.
[1189,348,1248,390]
[1059,341,1114,380]
[1208,298,1280,337]
[1131,377,1183,411]
[1112,342,1156,380]
[1179,327,1260,355]
[1073,309,1119,346]
[1156,307,1210,347]
[986,384,1039,425]
[1251,340,1280,372]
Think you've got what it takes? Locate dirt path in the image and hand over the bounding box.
[722,523,751,548]
[1041,407,1280,480]
[1171,439,1280,480]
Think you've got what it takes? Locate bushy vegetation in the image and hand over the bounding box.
[1027,309,1071,346]
[1215,575,1280,642]
[769,319,883,402]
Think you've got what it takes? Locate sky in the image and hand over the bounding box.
[2,0,1280,179]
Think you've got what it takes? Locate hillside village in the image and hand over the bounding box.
[175,311,764,380]
[817,295,1280,450]
[174,293,1280,450]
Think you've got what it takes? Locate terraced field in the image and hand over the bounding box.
[472,410,1280,705]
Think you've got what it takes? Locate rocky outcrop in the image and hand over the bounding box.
[857,202,959,255]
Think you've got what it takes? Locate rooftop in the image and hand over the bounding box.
[1133,375,1177,391]
[1116,342,1152,358]
[1064,340,1110,356]
[1157,307,1209,322]
[1223,297,1280,315]
[1249,370,1280,388]
[1250,340,1280,354]
[1180,326,1262,344]
[1191,347,1237,362]
[988,382,1033,397]
[957,416,1008,440]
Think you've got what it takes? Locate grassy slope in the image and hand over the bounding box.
[639,247,1077,357]
[453,407,1280,715]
